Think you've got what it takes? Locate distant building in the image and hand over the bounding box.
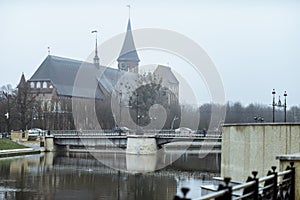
[154,65,179,105]
[24,18,179,130]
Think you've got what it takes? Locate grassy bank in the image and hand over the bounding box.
[0,139,28,150]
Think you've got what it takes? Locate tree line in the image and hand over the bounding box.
[1,81,300,133]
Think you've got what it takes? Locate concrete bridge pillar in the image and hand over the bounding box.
[126,135,157,155]
[45,135,55,152]
[126,154,157,173]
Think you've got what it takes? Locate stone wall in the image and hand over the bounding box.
[221,123,300,182]
[10,131,28,142]
[277,153,300,200]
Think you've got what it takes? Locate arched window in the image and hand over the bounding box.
[47,100,52,111]
[30,82,35,88]
[43,82,47,88]
[57,102,62,112]
[36,82,41,88]
[41,101,45,110]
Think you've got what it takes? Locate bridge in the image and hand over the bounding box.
[47,130,222,153]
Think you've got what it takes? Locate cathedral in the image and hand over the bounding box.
[22,18,179,130]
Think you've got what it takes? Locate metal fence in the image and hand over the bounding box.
[50,129,221,138]
[175,162,295,200]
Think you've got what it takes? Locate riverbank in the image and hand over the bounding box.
[0,148,40,158]
[0,139,40,158]
[0,138,28,150]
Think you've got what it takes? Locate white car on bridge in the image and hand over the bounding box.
[175,127,194,135]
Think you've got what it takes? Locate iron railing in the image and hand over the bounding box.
[50,129,221,138]
[175,162,295,200]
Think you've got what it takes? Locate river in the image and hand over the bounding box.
[0,151,220,200]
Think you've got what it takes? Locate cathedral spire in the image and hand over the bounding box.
[17,73,26,89]
[92,30,100,68]
[117,10,140,73]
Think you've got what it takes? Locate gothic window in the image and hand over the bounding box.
[36,82,41,88]
[47,101,52,111]
[42,82,47,88]
[30,82,35,88]
[41,101,45,110]
[57,102,62,112]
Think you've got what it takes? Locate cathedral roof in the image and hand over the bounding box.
[117,19,140,62]
[29,55,123,99]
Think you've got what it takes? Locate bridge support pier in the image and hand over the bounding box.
[126,135,157,155]
[45,135,55,152]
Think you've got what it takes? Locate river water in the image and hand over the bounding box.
[0,151,220,200]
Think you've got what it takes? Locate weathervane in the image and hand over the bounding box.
[47,47,50,55]
[126,5,131,19]
[91,30,98,38]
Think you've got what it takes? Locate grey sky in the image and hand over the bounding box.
[0,0,299,106]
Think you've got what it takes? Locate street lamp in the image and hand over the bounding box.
[272,89,287,122]
[284,91,287,122]
[171,115,179,130]
[119,91,122,126]
[31,106,36,129]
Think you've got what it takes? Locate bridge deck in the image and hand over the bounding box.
[50,130,222,149]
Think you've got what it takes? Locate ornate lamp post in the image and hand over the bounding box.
[283,91,287,122]
[272,89,287,122]
[272,89,276,122]
[171,115,179,130]
[119,91,122,126]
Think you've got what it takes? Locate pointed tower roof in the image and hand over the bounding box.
[117,19,140,62]
[17,73,27,89]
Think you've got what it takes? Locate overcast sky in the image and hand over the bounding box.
[1,0,299,106]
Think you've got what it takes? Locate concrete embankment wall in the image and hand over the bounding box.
[277,153,300,200]
[221,123,300,182]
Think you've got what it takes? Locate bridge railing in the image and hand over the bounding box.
[175,162,295,200]
[50,130,222,138]
[51,130,121,137]
[155,131,221,138]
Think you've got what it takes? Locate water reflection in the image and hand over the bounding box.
[0,151,220,200]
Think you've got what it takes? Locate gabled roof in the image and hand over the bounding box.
[154,65,179,84]
[29,55,106,99]
[117,19,140,62]
[98,66,138,94]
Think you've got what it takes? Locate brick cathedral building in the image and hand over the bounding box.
[19,18,179,130]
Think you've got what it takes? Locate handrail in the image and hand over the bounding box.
[232,180,255,191]
[195,189,228,200]
[179,162,295,200]
[278,169,292,176]
[258,174,275,182]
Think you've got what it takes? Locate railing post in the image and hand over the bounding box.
[290,162,295,200]
[271,166,278,200]
[252,171,259,200]
[173,187,191,200]
[225,177,232,200]
[216,177,231,200]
